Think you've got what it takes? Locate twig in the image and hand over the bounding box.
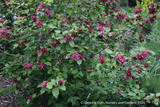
[93,43,111,57]
[0,49,16,56]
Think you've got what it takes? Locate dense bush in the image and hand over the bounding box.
[0,0,160,107]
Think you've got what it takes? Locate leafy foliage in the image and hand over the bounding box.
[0,0,160,107]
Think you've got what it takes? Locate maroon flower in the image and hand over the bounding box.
[149,8,155,14]
[106,0,111,6]
[38,63,45,69]
[78,27,82,32]
[139,23,144,28]
[55,40,60,45]
[144,19,150,24]
[134,64,139,68]
[132,76,136,79]
[137,69,142,74]
[141,62,148,68]
[36,8,41,12]
[125,69,132,79]
[36,59,41,65]
[11,78,19,85]
[99,56,105,63]
[136,81,139,84]
[23,62,33,69]
[27,95,32,100]
[117,90,122,95]
[45,8,51,15]
[62,18,67,25]
[72,32,78,38]
[0,19,5,23]
[117,14,121,20]
[136,15,141,20]
[58,80,65,85]
[39,1,44,8]
[36,20,43,26]
[52,43,56,48]
[79,54,84,59]
[139,34,144,42]
[52,85,55,88]
[117,55,127,66]
[65,35,73,42]
[114,8,119,12]
[59,70,63,73]
[121,13,126,19]
[20,57,24,61]
[150,16,156,22]
[110,34,114,39]
[114,1,118,5]
[41,47,47,54]
[89,27,93,33]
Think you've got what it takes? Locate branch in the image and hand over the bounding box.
[94,43,111,57]
[0,49,16,56]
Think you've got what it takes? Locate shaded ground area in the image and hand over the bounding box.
[0,77,20,107]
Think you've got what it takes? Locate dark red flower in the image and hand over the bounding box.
[65,35,73,42]
[89,27,93,33]
[79,54,84,59]
[27,95,32,100]
[52,43,56,48]
[58,80,65,85]
[59,70,63,73]
[55,40,60,45]
[41,47,47,54]
[137,69,142,74]
[72,32,78,38]
[99,56,105,63]
[136,81,139,84]
[90,53,94,58]
[125,69,132,79]
[136,15,141,20]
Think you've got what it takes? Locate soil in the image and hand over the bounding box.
[0,77,20,107]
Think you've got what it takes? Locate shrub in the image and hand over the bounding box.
[0,0,160,107]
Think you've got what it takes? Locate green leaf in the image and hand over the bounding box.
[51,79,56,83]
[84,46,89,50]
[69,41,75,47]
[58,85,66,91]
[60,50,65,54]
[53,67,59,71]
[13,43,18,49]
[67,96,80,106]
[71,70,78,74]
[47,39,52,43]
[101,78,106,84]
[156,92,160,97]
[0,87,3,93]
[46,82,54,89]
[105,49,112,54]
[52,88,59,99]
[77,60,82,65]
[48,68,52,74]
[41,88,46,94]
[37,84,43,88]
[90,80,95,85]
[128,92,135,96]
[44,62,51,66]
[112,70,117,77]
[48,24,56,28]
[55,30,60,34]
[47,56,52,61]
[135,84,139,89]
[27,99,31,105]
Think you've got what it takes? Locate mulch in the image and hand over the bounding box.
[0,77,20,107]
